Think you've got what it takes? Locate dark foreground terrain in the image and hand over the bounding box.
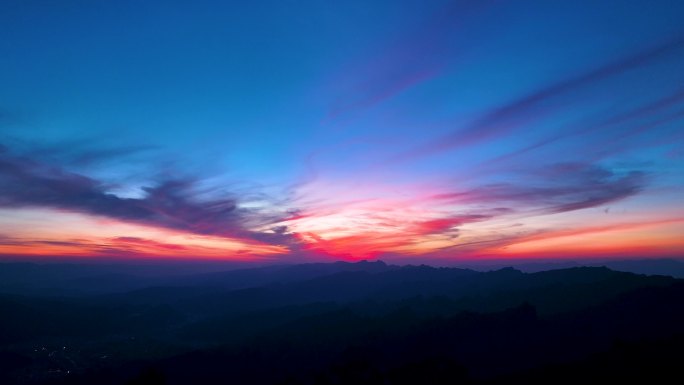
[1,260,683,384]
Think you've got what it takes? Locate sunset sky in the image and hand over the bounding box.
[1,0,683,263]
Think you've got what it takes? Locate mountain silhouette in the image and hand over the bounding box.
[0,260,682,384]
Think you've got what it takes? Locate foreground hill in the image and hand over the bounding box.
[0,261,682,384]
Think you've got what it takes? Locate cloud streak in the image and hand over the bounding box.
[326,1,496,121]
[396,37,684,160]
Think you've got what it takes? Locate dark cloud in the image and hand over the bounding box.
[434,163,646,214]
[33,240,89,247]
[0,147,297,246]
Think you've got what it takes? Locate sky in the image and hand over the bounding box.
[1,0,683,264]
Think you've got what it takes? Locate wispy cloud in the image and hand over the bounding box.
[395,38,684,160]
[483,87,684,168]
[326,1,496,121]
